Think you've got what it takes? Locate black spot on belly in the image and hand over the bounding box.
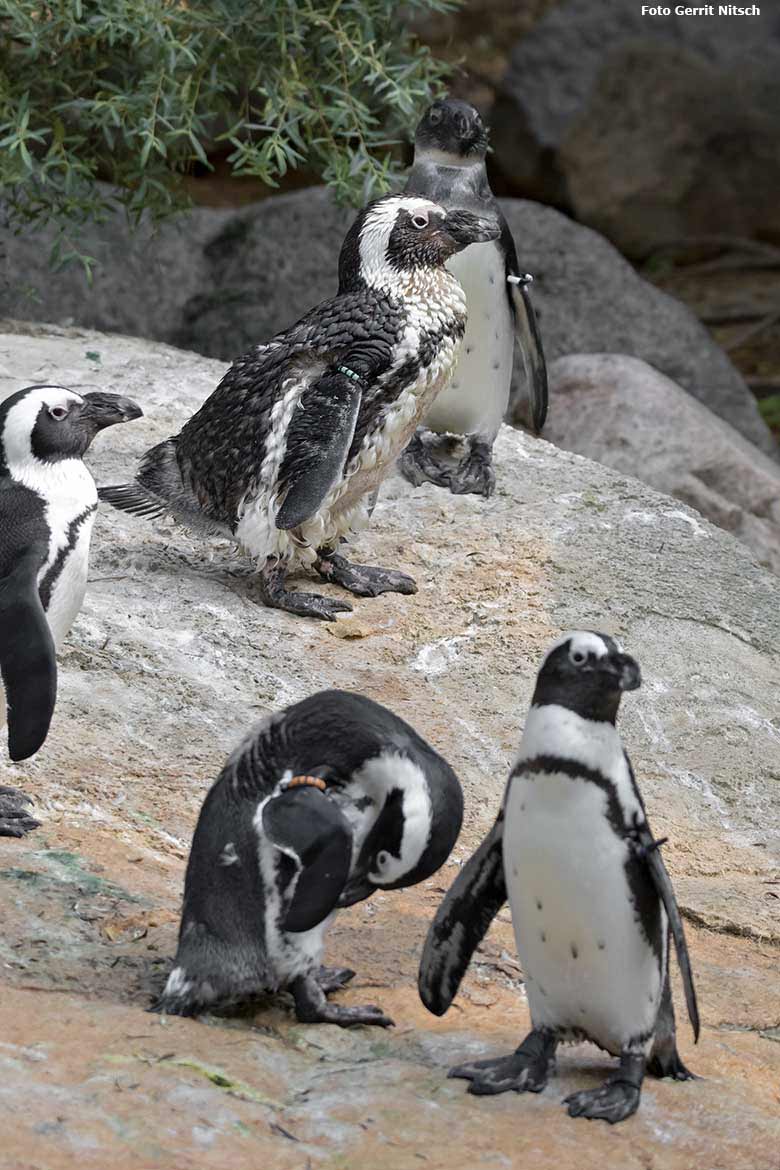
[597,941,606,951]
[489,275,495,285]
[570,943,579,959]
[536,899,543,911]
[512,865,519,878]
[465,346,473,354]
[540,931,547,943]
[492,361,500,370]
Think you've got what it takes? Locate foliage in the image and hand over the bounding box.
[757,393,780,439]
[0,0,457,271]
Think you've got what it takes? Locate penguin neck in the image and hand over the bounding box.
[412,149,485,172]
[515,703,626,776]
[361,263,467,319]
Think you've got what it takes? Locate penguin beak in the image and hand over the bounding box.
[607,652,642,692]
[81,392,144,430]
[444,209,500,248]
[337,875,375,908]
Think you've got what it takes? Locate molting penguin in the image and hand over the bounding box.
[419,631,699,1124]
[400,98,548,498]
[99,194,499,621]
[0,384,142,836]
[155,690,463,1026]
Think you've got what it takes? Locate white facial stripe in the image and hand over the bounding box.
[541,630,616,666]
[1,387,84,471]
[355,752,433,884]
[358,196,444,290]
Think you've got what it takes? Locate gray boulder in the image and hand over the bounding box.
[492,0,780,256]
[545,354,780,574]
[1,187,774,455]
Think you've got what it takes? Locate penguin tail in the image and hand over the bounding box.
[98,482,168,519]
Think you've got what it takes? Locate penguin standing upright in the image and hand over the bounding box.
[419,631,699,1124]
[99,194,499,621]
[0,384,142,835]
[155,690,463,1027]
[400,98,548,498]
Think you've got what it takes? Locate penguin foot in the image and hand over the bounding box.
[563,1080,641,1124]
[564,1051,645,1124]
[256,559,353,621]
[0,786,41,838]
[291,973,394,1028]
[314,966,357,994]
[448,439,495,498]
[397,431,456,489]
[648,1048,697,1081]
[449,1029,557,1095]
[315,551,417,598]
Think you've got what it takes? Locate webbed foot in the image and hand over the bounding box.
[563,1051,645,1124]
[314,966,357,994]
[449,1028,557,1095]
[448,439,495,498]
[315,551,416,598]
[256,559,352,621]
[0,786,41,838]
[398,430,456,489]
[292,972,394,1028]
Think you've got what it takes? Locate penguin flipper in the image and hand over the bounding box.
[0,543,57,761]
[508,277,548,434]
[275,369,362,530]
[262,785,353,932]
[418,812,507,1016]
[635,824,700,1043]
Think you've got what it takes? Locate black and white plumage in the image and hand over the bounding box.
[155,690,463,1027]
[0,385,142,835]
[99,194,499,621]
[400,99,548,498]
[419,631,699,1125]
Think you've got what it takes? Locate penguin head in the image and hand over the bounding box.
[0,385,143,470]
[338,750,464,907]
[338,194,500,291]
[532,630,642,724]
[414,98,489,165]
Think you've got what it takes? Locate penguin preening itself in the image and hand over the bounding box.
[0,384,142,836]
[99,194,499,621]
[400,98,548,498]
[155,690,463,1027]
[419,631,699,1125]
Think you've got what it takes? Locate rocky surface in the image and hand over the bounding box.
[545,354,780,575]
[491,0,780,256]
[1,323,779,1169]
[3,187,773,454]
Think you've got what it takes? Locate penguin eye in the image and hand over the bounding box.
[411,213,429,230]
[376,850,390,871]
[428,107,443,126]
[570,649,587,666]
[49,405,69,421]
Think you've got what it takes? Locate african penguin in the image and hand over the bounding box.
[400,98,548,498]
[155,690,463,1027]
[0,384,142,835]
[99,194,499,621]
[419,631,699,1124]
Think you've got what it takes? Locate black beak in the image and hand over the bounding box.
[82,391,143,429]
[609,652,641,692]
[336,876,375,909]
[444,209,501,248]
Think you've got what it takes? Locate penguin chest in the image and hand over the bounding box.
[504,770,664,1055]
[33,462,98,649]
[425,242,514,439]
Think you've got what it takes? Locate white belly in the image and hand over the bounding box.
[425,242,513,440]
[504,770,664,1055]
[43,518,95,648]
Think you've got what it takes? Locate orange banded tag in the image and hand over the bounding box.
[284,775,327,792]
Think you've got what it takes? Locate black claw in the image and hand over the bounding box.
[0,787,41,838]
[314,966,357,994]
[398,431,456,489]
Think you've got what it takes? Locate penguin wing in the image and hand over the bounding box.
[635,822,700,1042]
[275,367,363,530]
[0,541,57,761]
[262,785,354,932]
[418,812,507,1016]
[501,217,549,433]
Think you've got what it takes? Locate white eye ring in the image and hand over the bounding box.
[376,850,390,870]
[570,649,587,666]
[49,405,69,421]
[411,213,428,230]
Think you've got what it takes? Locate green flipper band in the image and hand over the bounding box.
[337,365,363,385]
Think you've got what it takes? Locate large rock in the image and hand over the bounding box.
[1,187,775,456]
[1,323,779,1166]
[492,0,780,256]
[545,354,780,574]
